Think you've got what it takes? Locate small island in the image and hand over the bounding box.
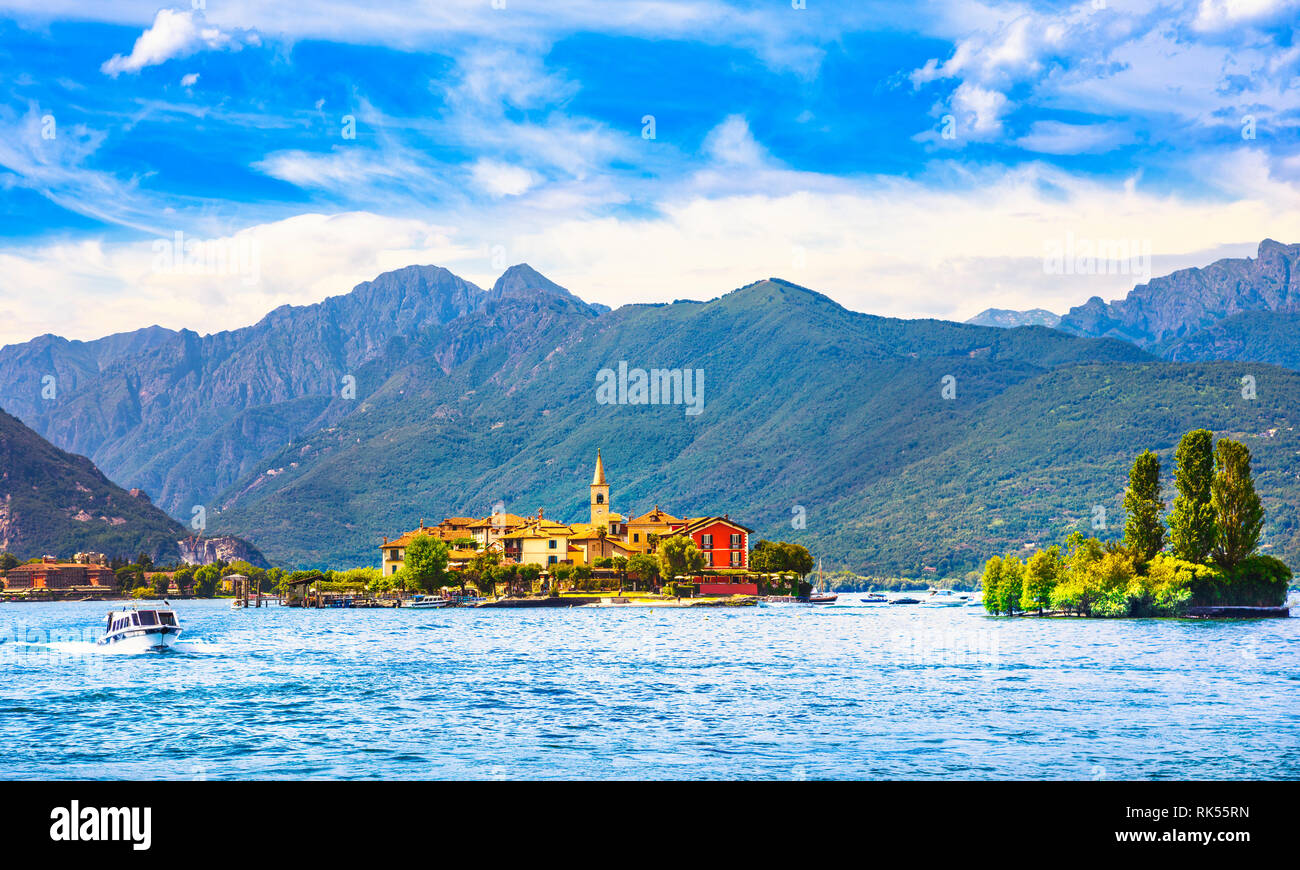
[981,428,1293,618]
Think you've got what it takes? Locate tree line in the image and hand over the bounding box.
[982,429,1292,617]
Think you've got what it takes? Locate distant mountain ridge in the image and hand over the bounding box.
[0,263,604,518]
[1057,239,1300,349]
[966,308,1061,329]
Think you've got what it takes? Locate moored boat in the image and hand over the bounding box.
[405,594,451,609]
[805,557,838,604]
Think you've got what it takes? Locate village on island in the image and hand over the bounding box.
[356,450,814,608]
[0,451,816,608]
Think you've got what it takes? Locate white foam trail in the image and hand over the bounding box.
[21,639,222,656]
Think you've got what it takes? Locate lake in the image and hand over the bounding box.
[2,598,1297,779]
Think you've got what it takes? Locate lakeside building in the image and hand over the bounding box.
[669,516,753,569]
[3,556,116,592]
[376,450,754,588]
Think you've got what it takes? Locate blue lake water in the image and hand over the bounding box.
[2,598,1297,780]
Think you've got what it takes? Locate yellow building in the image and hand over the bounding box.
[625,506,687,553]
[501,511,575,566]
[466,512,531,549]
[567,522,636,564]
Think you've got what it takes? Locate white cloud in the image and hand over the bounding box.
[469,159,536,198]
[702,116,770,167]
[254,147,424,192]
[951,82,1010,137]
[100,8,258,76]
[180,72,199,87]
[1016,120,1135,154]
[1193,0,1299,31]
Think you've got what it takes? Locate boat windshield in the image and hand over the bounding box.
[137,611,158,626]
[159,612,177,626]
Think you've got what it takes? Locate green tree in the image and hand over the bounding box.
[1122,450,1165,565]
[404,535,450,593]
[1210,438,1264,570]
[658,535,706,581]
[193,564,220,598]
[0,552,18,572]
[627,553,660,590]
[1168,429,1216,563]
[114,566,142,592]
[518,563,541,595]
[1020,546,1063,614]
[998,556,1024,615]
[172,565,195,596]
[150,572,170,597]
[980,556,1004,614]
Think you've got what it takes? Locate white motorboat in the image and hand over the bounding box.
[405,595,451,609]
[923,589,974,607]
[860,592,890,604]
[97,605,183,651]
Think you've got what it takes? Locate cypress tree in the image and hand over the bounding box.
[1211,438,1264,570]
[1122,450,1165,565]
[1168,429,1216,564]
[981,556,1003,615]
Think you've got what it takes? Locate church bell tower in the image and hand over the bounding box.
[590,450,610,527]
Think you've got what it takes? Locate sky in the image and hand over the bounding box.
[0,0,1298,346]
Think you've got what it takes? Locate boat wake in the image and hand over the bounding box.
[22,639,222,656]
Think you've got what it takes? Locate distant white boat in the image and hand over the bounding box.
[922,590,973,607]
[97,605,182,651]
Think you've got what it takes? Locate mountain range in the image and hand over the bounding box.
[2,243,1297,576]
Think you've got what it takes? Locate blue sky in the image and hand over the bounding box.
[0,0,1297,345]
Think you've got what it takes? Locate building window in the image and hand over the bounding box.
[701,534,713,550]
[730,533,741,549]
[596,493,604,504]
[730,551,741,567]
[548,555,557,564]
[633,533,640,543]
[549,539,557,549]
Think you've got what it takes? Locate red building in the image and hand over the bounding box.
[4,557,117,592]
[674,516,753,569]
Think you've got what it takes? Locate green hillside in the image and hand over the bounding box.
[0,408,187,561]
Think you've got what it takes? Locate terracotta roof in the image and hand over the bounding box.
[383,527,459,548]
[466,513,531,529]
[629,505,683,524]
[674,516,755,535]
[502,521,574,540]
